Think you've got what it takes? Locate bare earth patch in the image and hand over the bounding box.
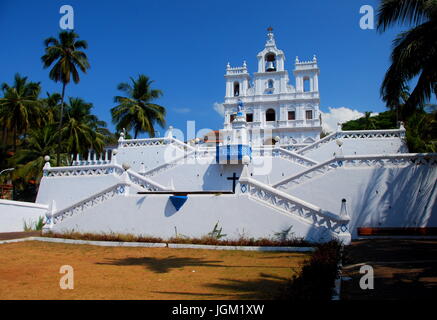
[0,241,309,300]
[341,239,437,300]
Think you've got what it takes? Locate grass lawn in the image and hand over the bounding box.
[0,241,310,300]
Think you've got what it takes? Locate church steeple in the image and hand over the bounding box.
[256,27,285,73]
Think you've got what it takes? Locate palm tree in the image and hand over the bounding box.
[0,74,42,150]
[41,30,90,165]
[10,125,62,183]
[363,112,377,130]
[60,97,105,158]
[111,75,166,139]
[41,92,62,125]
[377,0,437,119]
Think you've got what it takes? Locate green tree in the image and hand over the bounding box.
[41,30,90,165]
[10,125,63,183]
[40,92,62,125]
[405,106,437,152]
[111,75,166,138]
[342,111,398,131]
[0,74,42,150]
[377,0,437,118]
[363,112,377,130]
[60,97,106,158]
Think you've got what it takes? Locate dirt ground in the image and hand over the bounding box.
[0,241,309,300]
[341,239,437,300]
[0,231,41,240]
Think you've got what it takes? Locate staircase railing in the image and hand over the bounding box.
[273,153,437,190]
[43,163,167,191]
[297,128,406,155]
[46,183,130,227]
[239,175,350,237]
[118,137,195,152]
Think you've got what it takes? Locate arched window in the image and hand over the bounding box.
[266,108,276,122]
[233,82,240,97]
[267,80,274,89]
[265,53,276,72]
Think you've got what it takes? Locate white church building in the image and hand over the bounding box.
[221,27,321,147]
[1,29,436,245]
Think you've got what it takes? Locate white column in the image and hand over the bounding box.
[314,74,319,92]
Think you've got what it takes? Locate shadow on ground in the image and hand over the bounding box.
[342,239,437,300]
[152,273,290,299]
[96,256,224,273]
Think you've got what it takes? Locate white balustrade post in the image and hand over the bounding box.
[121,163,132,195]
[340,198,350,220]
[43,155,51,169]
[43,200,56,233]
[237,163,250,196]
[111,149,118,164]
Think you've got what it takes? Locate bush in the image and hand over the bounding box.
[281,241,342,300]
[23,216,44,231]
[44,231,312,247]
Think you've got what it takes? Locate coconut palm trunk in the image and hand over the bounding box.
[56,82,66,166]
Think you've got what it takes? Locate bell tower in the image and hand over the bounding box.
[256,27,285,73]
[225,61,250,98]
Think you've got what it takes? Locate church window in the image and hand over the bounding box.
[306,110,313,120]
[303,77,310,92]
[246,113,253,122]
[233,82,240,96]
[267,80,274,89]
[288,111,296,120]
[266,108,276,121]
[230,114,236,122]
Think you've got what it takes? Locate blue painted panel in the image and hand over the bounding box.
[169,195,188,211]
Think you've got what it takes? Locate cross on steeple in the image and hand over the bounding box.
[267,26,273,32]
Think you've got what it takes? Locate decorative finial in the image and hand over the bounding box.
[266,26,275,46]
[313,54,317,61]
[295,56,299,63]
[226,62,230,69]
[243,60,247,68]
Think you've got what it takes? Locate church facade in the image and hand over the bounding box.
[1,30,436,245]
[221,28,322,147]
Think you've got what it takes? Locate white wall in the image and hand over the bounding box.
[0,200,48,232]
[116,144,184,172]
[304,138,407,162]
[49,193,339,243]
[281,165,437,237]
[36,174,122,210]
[149,156,308,190]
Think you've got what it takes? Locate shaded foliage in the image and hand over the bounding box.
[342,110,398,131]
[281,241,342,300]
[377,0,437,118]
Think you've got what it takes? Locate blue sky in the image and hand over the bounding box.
[0,0,406,137]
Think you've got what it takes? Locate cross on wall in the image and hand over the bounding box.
[227,172,239,193]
